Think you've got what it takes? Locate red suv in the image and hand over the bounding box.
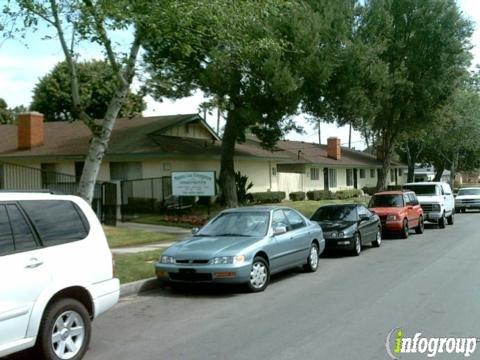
[368,191,424,238]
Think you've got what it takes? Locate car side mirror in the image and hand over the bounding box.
[359,214,369,222]
[273,226,287,235]
[192,227,200,235]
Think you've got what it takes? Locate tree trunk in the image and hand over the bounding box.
[376,134,393,191]
[407,163,415,183]
[449,152,459,188]
[219,113,239,208]
[433,165,445,182]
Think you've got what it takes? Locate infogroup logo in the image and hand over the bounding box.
[385,328,478,359]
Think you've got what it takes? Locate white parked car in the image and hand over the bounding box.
[0,192,119,360]
[402,182,455,228]
[455,187,480,213]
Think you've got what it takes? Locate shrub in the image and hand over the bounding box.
[289,191,306,201]
[235,171,254,204]
[127,197,154,213]
[334,189,363,199]
[306,190,333,201]
[362,186,377,196]
[251,191,286,204]
[387,185,403,191]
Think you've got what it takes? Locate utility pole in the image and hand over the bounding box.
[318,118,321,144]
[348,122,352,148]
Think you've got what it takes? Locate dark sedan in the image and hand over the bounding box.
[310,204,382,256]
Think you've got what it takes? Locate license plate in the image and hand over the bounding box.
[179,268,196,274]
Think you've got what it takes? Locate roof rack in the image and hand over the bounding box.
[0,189,59,194]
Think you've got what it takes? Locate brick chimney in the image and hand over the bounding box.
[17,112,44,150]
[327,137,341,160]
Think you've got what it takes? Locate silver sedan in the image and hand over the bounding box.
[155,206,325,292]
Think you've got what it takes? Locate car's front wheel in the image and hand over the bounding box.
[415,216,424,234]
[247,257,270,292]
[351,233,362,256]
[303,242,319,272]
[372,227,382,247]
[35,298,91,360]
[439,213,446,229]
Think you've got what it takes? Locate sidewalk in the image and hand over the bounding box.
[112,222,191,254]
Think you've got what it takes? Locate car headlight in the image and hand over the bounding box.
[212,255,246,265]
[338,232,345,238]
[330,232,338,238]
[161,255,175,264]
[386,214,398,221]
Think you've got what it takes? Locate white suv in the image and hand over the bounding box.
[403,182,455,228]
[0,192,119,360]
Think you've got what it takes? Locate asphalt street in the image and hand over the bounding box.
[9,212,480,359]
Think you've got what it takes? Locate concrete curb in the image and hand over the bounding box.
[120,277,161,298]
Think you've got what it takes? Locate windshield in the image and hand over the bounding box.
[311,206,357,222]
[369,194,404,208]
[197,211,270,237]
[458,188,480,196]
[403,185,439,196]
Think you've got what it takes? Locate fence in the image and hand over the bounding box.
[0,162,116,225]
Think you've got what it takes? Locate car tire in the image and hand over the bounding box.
[351,232,361,256]
[247,257,270,292]
[415,216,424,234]
[35,298,91,360]
[447,212,454,225]
[372,227,382,248]
[303,242,320,272]
[439,213,446,229]
[401,219,409,239]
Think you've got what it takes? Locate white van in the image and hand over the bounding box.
[402,182,455,228]
[0,192,119,360]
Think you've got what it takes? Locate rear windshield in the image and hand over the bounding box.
[403,185,439,196]
[458,188,480,196]
[369,194,404,208]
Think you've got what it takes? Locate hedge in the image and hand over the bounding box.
[362,186,378,196]
[289,191,306,201]
[306,190,334,201]
[251,191,286,204]
[335,189,363,199]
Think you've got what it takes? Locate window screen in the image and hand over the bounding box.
[310,168,320,181]
[329,169,337,188]
[20,200,89,246]
[6,204,37,251]
[0,205,14,255]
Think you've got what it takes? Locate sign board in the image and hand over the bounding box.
[171,171,216,197]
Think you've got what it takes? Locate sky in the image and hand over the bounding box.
[1,0,479,150]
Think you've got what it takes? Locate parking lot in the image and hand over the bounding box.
[11,212,470,360]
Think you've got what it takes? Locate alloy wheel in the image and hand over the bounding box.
[51,310,85,360]
[250,262,268,289]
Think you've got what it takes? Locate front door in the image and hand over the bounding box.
[0,204,49,347]
[353,169,358,189]
[324,168,329,191]
[269,210,295,271]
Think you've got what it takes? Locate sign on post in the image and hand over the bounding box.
[171,171,216,197]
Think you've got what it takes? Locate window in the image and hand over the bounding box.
[272,167,277,176]
[328,169,337,188]
[370,169,376,178]
[6,205,36,251]
[20,200,89,247]
[357,205,371,219]
[0,205,14,255]
[284,209,305,230]
[310,168,320,181]
[360,169,366,179]
[390,169,396,182]
[110,162,142,181]
[272,210,289,229]
[407,193,419,206]
[346,169,354,186]
[369,194,404,208]
[41,163,57,186]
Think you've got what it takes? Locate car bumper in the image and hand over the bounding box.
[381,220,404,232]
[325,237,354,249]
[456,203,480,209]
[88,278,120,318]
[155,263,252,284]
[424,211,442,222]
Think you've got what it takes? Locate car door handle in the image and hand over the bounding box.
[25,258,43,269]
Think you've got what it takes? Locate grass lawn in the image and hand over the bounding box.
[114,249,163,284]
[133,217,196,229]
[104,226,176,248]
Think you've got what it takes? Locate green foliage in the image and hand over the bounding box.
[0,98,14,124]
[289,191,306,201]
[306,190,334,201]
[334,189,363,200]
[235,171,254,205]
[362,186,378,196]
[251,191,286,204]
[31,60,145,122]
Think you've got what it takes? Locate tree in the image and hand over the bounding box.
[0,98,14,124]
[3,0,148,203]
[308,0,472,190]
[31,60,145,122]
[143,0,350,207]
